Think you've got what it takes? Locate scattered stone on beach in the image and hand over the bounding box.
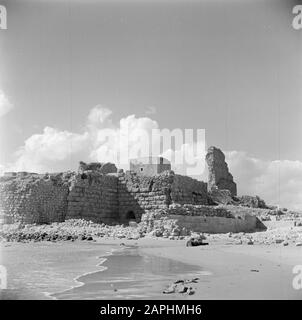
[186,287,195,295]
[275,239,284,244]
[165,278,199,295]
[0,219,153,243]
[162,230,169,238]
[184,277,199,283]
[250,269,259,272]
[2,209,302,245]
[186,233,208,247]
[186,239,208,246]
[190,232,206,240]
[163,285,176,294]
[171,227,181,237]
[177,285,188,293]
[247,239,254,245]
[174,279,185,284]
[295,242,302,247]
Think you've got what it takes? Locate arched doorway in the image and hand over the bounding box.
[126,210,136,221]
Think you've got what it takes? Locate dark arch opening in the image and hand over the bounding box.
[126,210,136,221]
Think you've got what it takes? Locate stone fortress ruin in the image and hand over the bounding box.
[0,146,269,233]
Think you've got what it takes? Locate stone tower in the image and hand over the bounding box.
[206,146,237,196]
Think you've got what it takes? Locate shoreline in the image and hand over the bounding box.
[1,236,302,299]
[0,241,121,300]
[48,243,150,299]
[49,241,205,300]
[45,248,115,300]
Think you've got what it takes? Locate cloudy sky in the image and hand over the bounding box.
[0,0,301,209]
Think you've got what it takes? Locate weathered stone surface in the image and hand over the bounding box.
[140,204,267,234]
[207,187,235,205]
[236,195,267,208]
[66,171,119,224]
[78,161,117,174]
[171,174,208,205]
[118,170,208,223]
[0,173,71,224]
[206,146,237,196]
[0,147,275,234]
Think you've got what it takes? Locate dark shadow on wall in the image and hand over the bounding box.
[255,217,268,231]
[126,210,136,221]
[118,181,144,224]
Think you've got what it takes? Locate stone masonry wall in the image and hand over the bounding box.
[171,174,208,205]
[118,170,173,223]
[0,150,267,234]
[118,170,208,223]
[66,172,119,224]
[141,204,267,234]
[0,173,69,224]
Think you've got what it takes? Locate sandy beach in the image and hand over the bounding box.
[1,234,301,300]
[139,240,302,299]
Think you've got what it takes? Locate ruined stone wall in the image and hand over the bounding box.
[118,171,208,223]
[0,152,268,234]
[66,172,119,224]
[78,161,117,175]
[170,175,208,205]
[118,171,173,223]
[236,195,267,208]
[0,173,69,224]
[169,215,259,233]
[141,204,266,234]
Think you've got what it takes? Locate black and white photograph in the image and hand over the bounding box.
[0,0,302,307]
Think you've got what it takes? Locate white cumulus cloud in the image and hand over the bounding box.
[90,113,160,169]
[2,105,205,175]
[226,151,302,211]
[12,127,89,172]
[0,89,13,117]
[2,105,302,211]
[87,105,113,130]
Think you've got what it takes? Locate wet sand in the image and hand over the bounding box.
[52,246,207,300]
[139,240,302,299]
[1,238,302,299]
[0,241,207,300]
[0,242,116,299]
